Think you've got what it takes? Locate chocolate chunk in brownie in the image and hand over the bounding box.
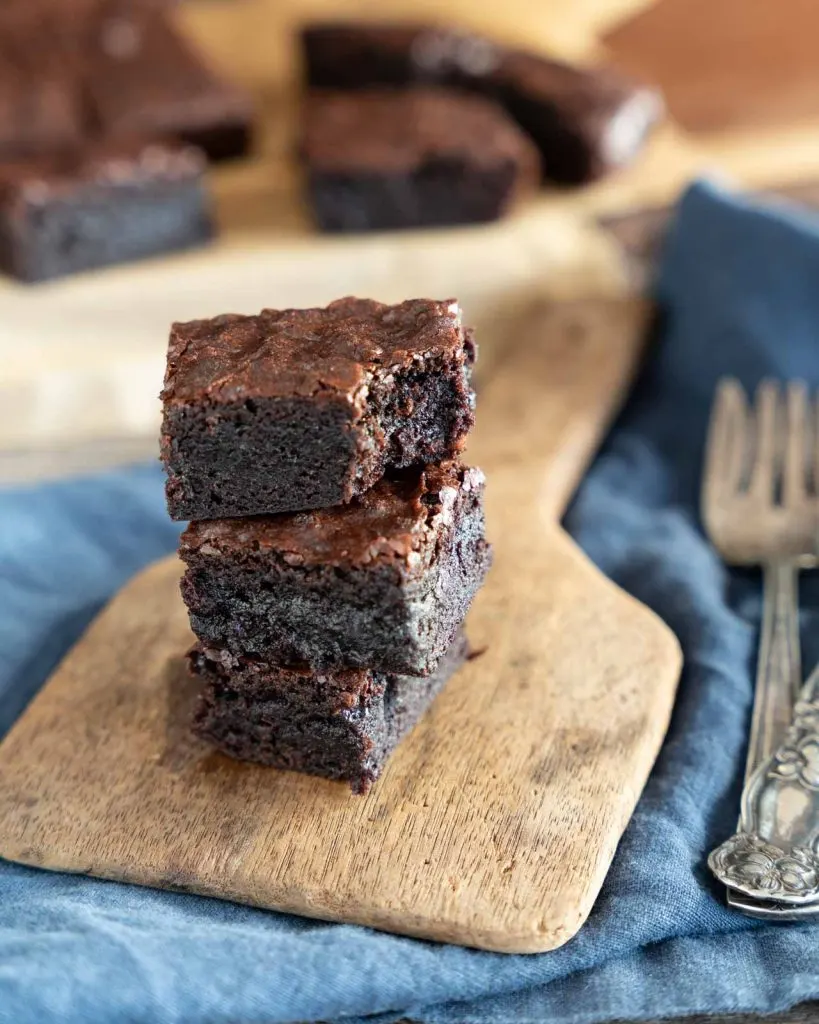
[160,296,476,520]
[300,22,662,184]
[0,137,214,283]
[179,460,491,675]
[301,88,539,232]
[0,5,84,161]
[190,630,469,793]
[84,1,253,161]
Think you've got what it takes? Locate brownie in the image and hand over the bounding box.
[301,22,481,91]
[179,460,491,675]
[301,22,662,184]
[0,137,214,283]
[301,88,539,232]
[83,1,253,161]
[160,296,476,520]
[0,5,84,161]
[491,51,663,185]
[190,630,469,793]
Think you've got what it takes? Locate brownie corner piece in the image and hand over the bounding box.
[160,296,476,520]
[302,87,540,232]
[189,629,470,793]
[178,459,492,675]
[0,137,214,283]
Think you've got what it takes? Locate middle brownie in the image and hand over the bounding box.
[161,296,476,520]
[179,460,491,675]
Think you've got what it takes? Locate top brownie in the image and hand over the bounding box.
[161,296,476,520]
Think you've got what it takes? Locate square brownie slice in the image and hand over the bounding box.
[83,1,253,162]
[0,137,214,283]
[161,296,476,520]
[179,460,491,675]
[302,88,539,232]
[189,630,469,793]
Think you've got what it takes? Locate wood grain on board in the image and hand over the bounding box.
[0,298,682,953]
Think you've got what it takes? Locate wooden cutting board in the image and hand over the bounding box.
[0,297,682,954]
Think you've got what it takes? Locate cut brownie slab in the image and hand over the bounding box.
[0,137,214,283]
[301,22,662,185]
[190,630,469,793]
[161,296,476,520]
[84,1,253,161]
[179,460,491,675]
[302,88,539,232]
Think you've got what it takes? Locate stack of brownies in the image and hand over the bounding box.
[160,296,492,793]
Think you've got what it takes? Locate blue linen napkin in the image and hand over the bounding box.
[2,180,819,1023]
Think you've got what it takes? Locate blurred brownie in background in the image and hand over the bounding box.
[0,137,213,282]
[491,52,662,185]
[0,5,84,160]
[302,88,539,231]
[83,0,254,161]
[301,22,662,185]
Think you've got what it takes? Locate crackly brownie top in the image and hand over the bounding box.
[302,88,539,173]
[180,459,484,571]
[162,296,466,405]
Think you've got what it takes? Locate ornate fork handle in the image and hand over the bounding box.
[709,568,819,903]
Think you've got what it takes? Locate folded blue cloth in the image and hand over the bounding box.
[3,181,819,1024]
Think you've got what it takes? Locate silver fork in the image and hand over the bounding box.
[701,379,819,917]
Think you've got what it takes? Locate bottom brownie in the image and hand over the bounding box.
[190,631,468,793]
